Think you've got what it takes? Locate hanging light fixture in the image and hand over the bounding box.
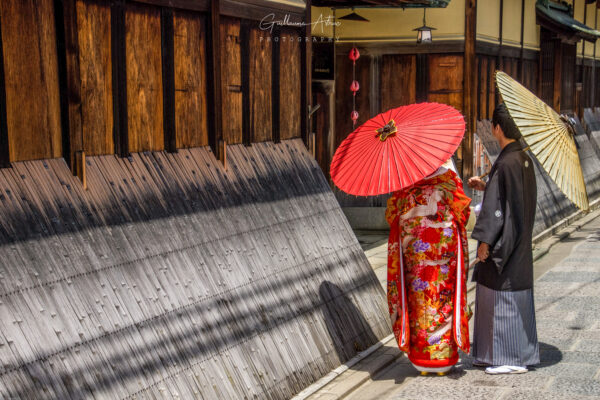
[338,7,369,22]
[413,8,436,44]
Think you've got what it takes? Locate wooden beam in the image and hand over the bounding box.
[553,39,562,112]
[463,0,476,180]
[130,0,209,12]
[301,0,312,146]
[240,19,251,146]
[0,12,10,168]
[416,54,429,102]
[111,0,129,157]
[54,0,76,171]
[161,7,177,153]
[499,0,504,68]
[519,0,525,81]
[206,0,223,160]
[272,25,281,143]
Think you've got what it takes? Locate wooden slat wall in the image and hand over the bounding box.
[0,139,389,399]
[174,11,208,148]
[126,4,164,152]
[380,54,416,111]
[221,17,242,144]
[76,0,113,155]
[250,27,272,142]
[280,30,301,140]
[428,54,464,112]
[0,0,62,162]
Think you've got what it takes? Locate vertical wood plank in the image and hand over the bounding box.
[249,27,272,143]
[206,0,223,159]
[173,11,208,148]
[416,54,428,103]
[77,0,113,155]
[1,0,62,162]
[0,12,9,168]
[220,17,242,145]
[380,55,416,110]
[161,8,176,153]
[111,0,128,156]
[272,25,281,143]
[553,39,562,112]
[301,1,312,145]
[240,19,251,146]
[280,30,301,140]
[126,4,164,152]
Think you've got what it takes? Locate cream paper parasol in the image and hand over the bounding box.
[495,70,589,211]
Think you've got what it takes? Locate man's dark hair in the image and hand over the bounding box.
[492,103,521,140]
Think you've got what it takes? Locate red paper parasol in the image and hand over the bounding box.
[330,102,465,196]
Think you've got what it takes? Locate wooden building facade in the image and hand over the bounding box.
[310,0,600,191]
[0,0,312,170]
[0,1,396,398]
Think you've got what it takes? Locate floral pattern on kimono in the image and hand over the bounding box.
[386,170,471,368]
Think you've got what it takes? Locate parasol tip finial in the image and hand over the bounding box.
[375,119,398,142]
[559,114,577,137]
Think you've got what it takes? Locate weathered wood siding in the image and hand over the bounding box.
[0,139,390,399]
[280,30,301,140]
[250,27,272,142]
[0,0,62,161]
[174,11,209,148]
[380,54,416,111]
[427,54,464,112]
[126,4,164,152]
[77,0,113,155]
[221,17,242,144]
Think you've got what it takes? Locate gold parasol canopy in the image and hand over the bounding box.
[495,71,589,211]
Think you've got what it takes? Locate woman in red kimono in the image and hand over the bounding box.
[386,161,471,375]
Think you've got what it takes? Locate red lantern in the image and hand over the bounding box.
[348,47,360,64]
[350,80,360,95]
[351,110,359,122]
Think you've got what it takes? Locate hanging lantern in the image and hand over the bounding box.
[350,80,360,95]
[351,110,359,123]
[413,9,436,44]
[348,47,360,64]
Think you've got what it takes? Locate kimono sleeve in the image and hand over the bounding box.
[471,168,505,249]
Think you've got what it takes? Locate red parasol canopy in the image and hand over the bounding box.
[330,102,465,196]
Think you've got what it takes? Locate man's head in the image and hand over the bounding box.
[492,103,521,141]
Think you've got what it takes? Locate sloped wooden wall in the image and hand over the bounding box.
[0,139,390,399]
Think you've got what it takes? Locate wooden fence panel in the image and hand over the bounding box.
[428,54,464,112]
[380,54,416,111]
[77,0,113,155]
[126,4,164,152]
[174,11,208,148]
[0,0,62,161]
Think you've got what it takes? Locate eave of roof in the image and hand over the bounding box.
[536,0,600,42]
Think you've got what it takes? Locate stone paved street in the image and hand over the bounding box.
[304,211,600,400]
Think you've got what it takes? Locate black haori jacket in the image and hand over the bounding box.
[472,141,537,291]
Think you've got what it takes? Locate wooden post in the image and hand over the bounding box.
[111,0,129,157]
[301,0,312,146]
[463,0,477,180]
[161,7,177,153]
[75,150,87,190]
[56,0,84,175]
[416,54,429,102]
[272,25,281,143]
[240,19,251,146]
[206,0,224,163]
[0,12,10,168]
[219,140,227,170]
[519,0,525,81]
[553,39,562,112]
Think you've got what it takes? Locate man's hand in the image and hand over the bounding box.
[468,176,486,191]
[478,242,490,261]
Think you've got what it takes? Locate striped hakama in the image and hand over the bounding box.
[472,284,540,367]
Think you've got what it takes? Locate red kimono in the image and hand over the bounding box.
[386,169,471,370]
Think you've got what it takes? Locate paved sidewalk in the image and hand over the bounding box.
[298,208,600,400]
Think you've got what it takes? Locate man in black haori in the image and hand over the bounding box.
[467,103,540,375]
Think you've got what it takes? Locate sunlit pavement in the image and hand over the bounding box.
[305,209,600,400]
